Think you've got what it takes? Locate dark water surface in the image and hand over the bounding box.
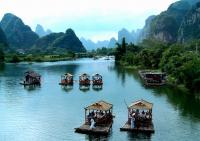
[0,59,200,141]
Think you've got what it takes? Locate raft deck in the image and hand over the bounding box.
[120,122,155,133]
[138,71,166,86]
[19,82,40,86]
[75,122,112,135]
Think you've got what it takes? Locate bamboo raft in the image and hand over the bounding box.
[75,122,112,135]
[20,71,41,86]
[75,100,113,135]
[139,70,166,86]
[120,99,155,134]
[120,121,154,133]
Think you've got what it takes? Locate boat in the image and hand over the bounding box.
[139,70,167,86]
[92,73,103,85]
[20,71,41,85]
[75,100,114,135]
[59,73,73,85]
[93,56,99,60]
[104,56,110,60]
[79,73,90,85]
[120,99,155,133]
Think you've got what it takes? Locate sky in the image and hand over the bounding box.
[0,0,178,42]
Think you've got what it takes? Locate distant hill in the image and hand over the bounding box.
[80,38,110,50]
[149,0,191,43]
[32,28,86,53]
[108,37,117,48]
[0,13,39,49]
[118,28,133,44]
[138,15,156,43]
[137,0,200,43]
[118,28,142,44]
[96,40,109,48]
[0,27,7,46]
[178,2,200,42]
[35,24,52,37]
[80,38,96,50]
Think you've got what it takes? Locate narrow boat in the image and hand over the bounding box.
[92,73,103,85]
[104,56,110,60]
[75,100,114,135]
[20,71,41,85]
[120,99,155,133]
[59,73,73,85]
[139,70,166,86]
[79,73,90,85]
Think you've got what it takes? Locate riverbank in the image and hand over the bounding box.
[115,39,200,93]
[1,59,200,141]
[4,54,78,63]
[116,61,192,94]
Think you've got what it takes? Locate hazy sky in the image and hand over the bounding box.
[0,0,178,42]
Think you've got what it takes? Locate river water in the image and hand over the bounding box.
[0,58,200,141]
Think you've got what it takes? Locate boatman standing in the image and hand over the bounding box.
[131,113,135,128]
[90,118,95,129]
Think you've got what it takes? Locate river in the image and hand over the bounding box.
[0,58,200,141]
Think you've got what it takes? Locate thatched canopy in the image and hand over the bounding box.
[128,99,153,110]
[64,73,73,77]
[140,70,166,75]
[85,100,113,111]
[80,73,89,77]
[25,71,41,78]
[92,73,102,79]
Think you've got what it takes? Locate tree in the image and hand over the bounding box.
[121,37,126,54]
[0,48,4,62]
[10,54,20,63]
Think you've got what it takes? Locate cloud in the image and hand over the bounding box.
[0,0,178,41]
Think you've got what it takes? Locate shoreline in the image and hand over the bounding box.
[116,62,193,94]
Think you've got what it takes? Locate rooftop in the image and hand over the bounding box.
[128,99,153,110]
[85,100,113,111]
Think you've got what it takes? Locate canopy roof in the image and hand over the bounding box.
[128,99,153,110]
[25,71,41,78]
[93,73,102,77]
[65,73,73,76]
[80,73,90,77]
[140,70,166,75]
[85,100,113,111]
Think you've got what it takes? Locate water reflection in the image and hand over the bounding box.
[23,84,41,91]
[108,65,142,87]
[110,64,200,121]
[92,85,103,91]
[127,132,152,141]
[0,59,200,141]
[85,134,110,141]
[41,64,80,75]
[79,85,90,92]
[108,65,126,86]
[0,63,5,73]
[152,86,200,120]
[61,85,73,92]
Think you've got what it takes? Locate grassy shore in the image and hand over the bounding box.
[4,54,77,63]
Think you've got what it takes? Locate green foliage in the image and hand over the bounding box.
[115,38,127,62]
[31,29,86,54]
[0,13,39,49]
[0,48,4,62]
[115,39,200,92]
[10,54,20,63]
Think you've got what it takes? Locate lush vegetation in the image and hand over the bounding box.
[89,47,115,56]
[0,48,4,62]
[3,52,77,63]
[115,38,200,93]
